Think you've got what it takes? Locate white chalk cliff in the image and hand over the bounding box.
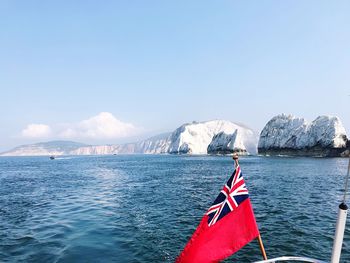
[168,120,257,154]
[68,133,172,155]
[66,120,256,155]
[1,120,257,156]
[258,114,349,157]
[132,133,172,154]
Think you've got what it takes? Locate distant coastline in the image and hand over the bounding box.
[1,114,349,158]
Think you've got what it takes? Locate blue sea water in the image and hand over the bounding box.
[0,155,349,263]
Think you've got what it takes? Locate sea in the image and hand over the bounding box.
[0,155,349,263]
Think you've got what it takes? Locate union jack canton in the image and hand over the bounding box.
[206,166,249,226]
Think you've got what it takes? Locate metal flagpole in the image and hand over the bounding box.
[232,153,268,261]
[330,155,350,263]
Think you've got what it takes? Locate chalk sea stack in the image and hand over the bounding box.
[258,114,349,157]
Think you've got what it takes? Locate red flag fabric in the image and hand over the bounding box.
[176,166,259,263]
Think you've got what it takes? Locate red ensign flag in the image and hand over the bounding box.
[176,166,259,263]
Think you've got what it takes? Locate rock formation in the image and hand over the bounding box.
[258,114,349,157]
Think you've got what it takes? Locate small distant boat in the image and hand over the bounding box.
[49,156,55,160]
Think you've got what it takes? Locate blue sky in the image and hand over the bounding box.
[1,1,350,151]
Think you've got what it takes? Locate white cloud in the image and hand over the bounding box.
[21,124,52,138]
[60,112,139,139]
[20,112,140,141]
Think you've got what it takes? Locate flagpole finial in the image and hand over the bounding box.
[232,153,239,167]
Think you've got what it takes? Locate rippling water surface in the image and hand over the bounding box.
[0,155,349,262]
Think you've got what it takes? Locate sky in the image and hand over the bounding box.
[0,1,350,151]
